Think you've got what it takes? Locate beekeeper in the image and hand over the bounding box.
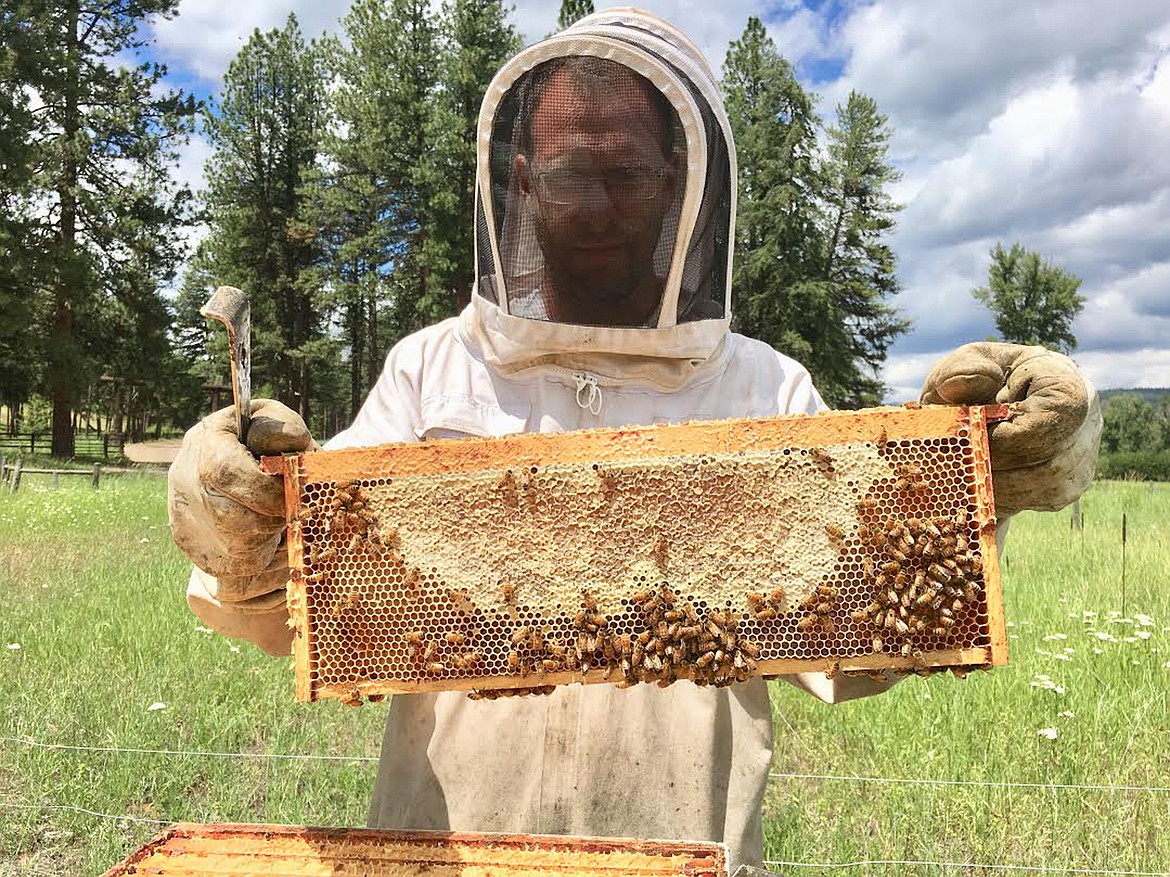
[168,9,1101,870]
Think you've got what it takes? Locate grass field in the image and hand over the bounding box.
[1,473,1167,875]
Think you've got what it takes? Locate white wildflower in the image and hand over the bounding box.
[1135,631,1152,640]
[1058,711,1075,719]
[146,702,167,712]
[1136,614,1155,627]
[194,626,214,634]
[1043,633,1068,641]
[1037,728,1059,740]
[5,643,21,651]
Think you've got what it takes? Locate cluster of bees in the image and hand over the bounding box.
[299,480,394,584]
[458,584,768,699]
[851,512,983,656]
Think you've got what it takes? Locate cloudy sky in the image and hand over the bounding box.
[149,0,1170,400]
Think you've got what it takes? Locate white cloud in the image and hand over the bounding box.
[152,0,353,84]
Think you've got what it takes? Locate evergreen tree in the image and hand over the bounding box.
[723,17,908,408]
[417,0,520,323]
[722,19,824,373]
[198,14,329,423]
[972,242,1084,354]
[817,91,910,406]
[0,2,46,430]
[14,0,196,455]
[557,0,594,30]
[307,0,438,417]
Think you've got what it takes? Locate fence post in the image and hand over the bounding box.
[103,434,109,460]
[11,459,21,493]
[0,454,5,487]
[52,470,59,489]
[29,433,35,453]
[92,463,101,489]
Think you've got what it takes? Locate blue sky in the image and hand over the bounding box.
[146,1,1170,399]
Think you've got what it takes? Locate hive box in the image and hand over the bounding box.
[102,823,729,876]
[261,405,1010,704]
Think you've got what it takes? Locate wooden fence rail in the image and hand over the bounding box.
[0,457,166,493]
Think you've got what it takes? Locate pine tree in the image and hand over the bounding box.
[417,0,520,323]
[722,19,823,362]
[198,14,329,423]
[307,0,438,417]
[0,2,45,430]
[723,18,908,408]
[972,243,1084,354]
[816,91,910,406]
[14,0,196,455]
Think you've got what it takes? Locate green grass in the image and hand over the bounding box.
[0,475,386,874]
[1,477,1167,874]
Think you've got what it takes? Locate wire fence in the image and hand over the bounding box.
[3,733,1169,875]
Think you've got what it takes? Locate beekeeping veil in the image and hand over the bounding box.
[469,8,736,373]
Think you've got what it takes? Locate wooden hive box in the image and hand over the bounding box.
[261,404,1010,705]
[101,823,728,876]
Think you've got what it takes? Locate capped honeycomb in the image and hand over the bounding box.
[101,823,728,876]
[261,404,1010,705]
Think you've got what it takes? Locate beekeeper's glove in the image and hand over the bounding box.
[168,400,315,621]
[920,342,1101,517]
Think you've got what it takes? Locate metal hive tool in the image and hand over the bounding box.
[101,824,728,876]
[261,404,1011,705]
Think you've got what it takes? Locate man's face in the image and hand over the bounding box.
[517,68,677,325]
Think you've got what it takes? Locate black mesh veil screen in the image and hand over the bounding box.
[483,54,730,328]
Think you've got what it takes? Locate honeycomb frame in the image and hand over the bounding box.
[262,404,1010,704]
[102,823,728,876]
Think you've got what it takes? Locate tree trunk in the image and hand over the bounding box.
[367,286,379,395]
[50,0,81,459]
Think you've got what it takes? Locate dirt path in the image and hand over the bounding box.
[122,438,182,465]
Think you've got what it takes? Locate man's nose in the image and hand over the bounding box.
[573,179,618,223]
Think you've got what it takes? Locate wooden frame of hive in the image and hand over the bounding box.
[262,404,1010,704]
[101,823,729,876]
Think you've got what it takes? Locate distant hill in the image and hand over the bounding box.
[1098,388,1169,404]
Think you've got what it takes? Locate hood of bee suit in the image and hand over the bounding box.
[460,8,737,389]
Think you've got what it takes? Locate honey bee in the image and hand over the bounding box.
[872,635,884,652]
[651,534,668,569]
[501,583,516,603]
[770,588,786,606]
[740,639,761,659]
[425,662,446,674]
[875,426,889,447]
[445,631,466,646]
[746,592,763,606]
[825,524,844,543]
[754,606,777,622]
[464,651,482,667]
[858,496,878,513]
[796,616,817,632]
[824,661,840,680]
[511,626,531,646]
[405,631,425,647]
[529,627,545,652]
[809,447,835,475]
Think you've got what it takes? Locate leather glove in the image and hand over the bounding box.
[920,342,1101,517]
[168,400,316,602]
